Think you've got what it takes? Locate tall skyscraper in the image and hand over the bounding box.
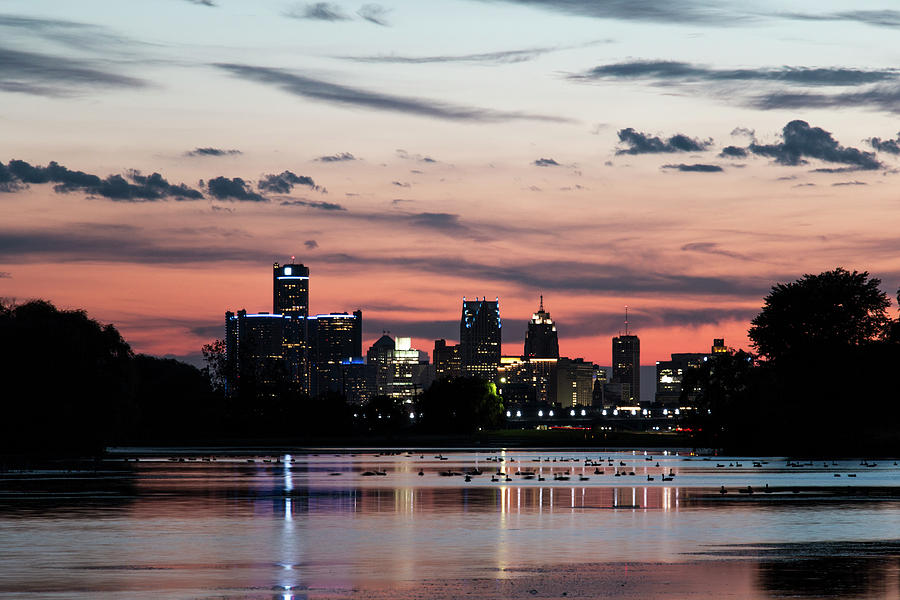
[273,261,309,318]
[459,297,501,379]
[273,261,310,392]
[524,296,559,358]
[612,309,640,404]
[308,310,362,397]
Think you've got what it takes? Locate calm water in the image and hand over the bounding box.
[3,449,900,599]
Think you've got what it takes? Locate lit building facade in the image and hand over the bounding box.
[524,296,559,359]
[433,338,462,380]
[366,334,432,403]
[612,334,640,404]
[273,262,310,392]
[497,356,557,405]
[224,309,301,398]
[308,311,362,397]
[459,297,501,379]
[555,357,595,408]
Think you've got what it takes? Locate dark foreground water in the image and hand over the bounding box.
[3,449,900,599]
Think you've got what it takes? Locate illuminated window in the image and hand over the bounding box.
[285,267,292,275]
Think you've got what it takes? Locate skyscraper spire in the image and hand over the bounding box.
[539,294,544,312]
[624,305,629,335]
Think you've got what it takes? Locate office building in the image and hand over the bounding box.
[655,352,707,407]
[224,309,301,398]
[497,356,557,405]
[366,334,432,403]
[308,311,362,397]
[612,334,640,404]
[556,358,595,408]
[524,296,559,359]
[433,339,462,380]
[459,297,501,379]
[273,261,310,392]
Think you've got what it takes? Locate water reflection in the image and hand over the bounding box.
[3,450,900,599]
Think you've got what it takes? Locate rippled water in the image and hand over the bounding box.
[3,449,900,599]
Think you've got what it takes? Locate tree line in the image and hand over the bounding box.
[0,299,503,455]
[683,268,900,455]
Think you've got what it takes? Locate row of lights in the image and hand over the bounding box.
[505,408,685,418]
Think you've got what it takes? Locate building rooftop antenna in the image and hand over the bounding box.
[539,294,544,312]
[624,305,629,336]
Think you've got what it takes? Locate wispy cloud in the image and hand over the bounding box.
[681,242,752,261]
[573,60,898,86]
[214,63,571,123]
[781,10,900,29]
[357,3,390,25]
[280,199,345,210]
[750,86,900,115]
[286,2,351,21]
[470,0,752,26]
[0,46,146,97]
[341,45,564,65]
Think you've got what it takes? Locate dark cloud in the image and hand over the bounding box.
[0,46,146,97]
[662,163,723,172]
[574,60,897,87]
[731,127,755,138]
[869,134,900,155]
[214,63,570,123]
[751,86,900,115]
[185,147,242,157]
[748,120,882,170]
[0,224,266,265]
[782,10,900,29]
[719,146,748,158]
[616,128,712,155]
[286,2,351,20]
[832,181,867,187]
[304,239,319,249]
[206,176,266,202]
[339,46,562,65]
[681,242,752,261]
[258,171,322,193]
[0,159,202,201]
[562,306,758,339]
[357,4,390,25]
[315,152,357,162]
[392,181,411,188]
[469,0,748,25]
[280,199,346,210]
[314,252,771,298]
[185,0,216,5]
[533,157,560,167]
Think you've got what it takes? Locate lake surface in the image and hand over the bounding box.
[3,448,900,599]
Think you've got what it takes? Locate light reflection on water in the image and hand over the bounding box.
[2,449,900,599]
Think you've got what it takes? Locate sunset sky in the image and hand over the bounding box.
[3,0,900,372]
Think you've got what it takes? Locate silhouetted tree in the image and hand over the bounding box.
[0,300,137,455]
[201,338,227,394]
[416,377,504,434]
[132,354,218,440]
[749,268,891,362]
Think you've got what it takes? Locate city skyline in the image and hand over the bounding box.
[3,0,900,368]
